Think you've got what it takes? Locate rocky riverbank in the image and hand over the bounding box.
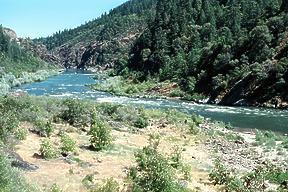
[0,69,60,95]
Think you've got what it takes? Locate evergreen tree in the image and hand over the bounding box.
[281,0,288,12]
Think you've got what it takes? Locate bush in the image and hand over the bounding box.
[134,116,149,129]
[0,154,38,192]
[89,119,112,151]
[40,139,58,160]
[91,178,120,192]
[60,133,76,155]
[282,137,288,149]
[170,146,182,168]
[0,111,19,143]
[191,114,203,126]
[169,88,185,98]
[14,127,28,140]
[0,96,46,124]
[255,130,281,148]
[209,158,231,185]
[129,135,187,192]
[209,158,288,191]
[34,120,54,137]
[60,99,92,127]
[0,82,10,95]
[97,103,120,116]
[187,122,199,135]
[50,183,63,192]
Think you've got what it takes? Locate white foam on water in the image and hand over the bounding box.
[58,84,84,87]
[205,108,240,114]
[130,100,161,106]
[49,93,74,97]
[96,97,123,103]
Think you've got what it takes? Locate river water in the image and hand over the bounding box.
[15,70,288,133]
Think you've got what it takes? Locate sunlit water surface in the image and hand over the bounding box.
[15,70,288,133]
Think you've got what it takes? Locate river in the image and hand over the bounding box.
[15,70,288,133]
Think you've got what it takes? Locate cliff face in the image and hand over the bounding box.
[35,0,156,69]
[51,32,140,69]
[18,38,60,65]
[3,28,17,39]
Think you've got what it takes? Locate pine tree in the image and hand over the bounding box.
[281,0,288,12]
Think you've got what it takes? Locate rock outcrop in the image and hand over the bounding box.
[19,38,60,65]
[3,28,17,39]
[2,150,39,171]
[52,33,139,69]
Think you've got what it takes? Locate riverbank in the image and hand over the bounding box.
[91,74,288,109]
[0,69,61,95]
[0,96,287,191]
[91,75,203,101]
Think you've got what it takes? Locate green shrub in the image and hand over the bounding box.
[191,114,203,126]
[14,127,28,140]
[97,103,120,116]
[0,154,38,192]
[82,173,95,189]
[282,137,288,149]
[129,135,187,192]
[187,122,199,135]
[170,146,182,168]
[0,96,43,123]
[60,133,76,155]
[34,120,54,137]
[255,130,281,148]
[91,178,120,192]
[0,111,19,143]
[209,158,288,191]
[181,164,192,181]
[125,85,140,94]
[60,99,92,127]
[169,88,185,97]
[50,183,63,192]
[40,139,58,160]
[224,132,244,142]
[209,158,231,185]
[134,116,149,128]
[89,119,112,151]
[0,82,10,95]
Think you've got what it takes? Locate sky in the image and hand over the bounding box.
[0,0,128,38]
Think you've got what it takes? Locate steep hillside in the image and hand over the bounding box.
[125,0,288,107]
[35,0,156,69]
[0,26,53,76]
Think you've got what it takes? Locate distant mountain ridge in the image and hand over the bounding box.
[35,0,156,69]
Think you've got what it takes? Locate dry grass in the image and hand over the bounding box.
[15,121,218,192]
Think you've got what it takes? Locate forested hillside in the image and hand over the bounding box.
[124,0,288,107]
[0,26,50,76]
[35,0,156,68]
[34,0,288,107]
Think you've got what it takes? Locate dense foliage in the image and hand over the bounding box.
[123,0,288,106]
[0,154,38,192]
[36,0,156,50]
[34,0,157,69]
[129,134,190,192]
[209,158,288,191]
[0,26,51,76]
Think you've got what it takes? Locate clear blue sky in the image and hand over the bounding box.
[0,0,128,38]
